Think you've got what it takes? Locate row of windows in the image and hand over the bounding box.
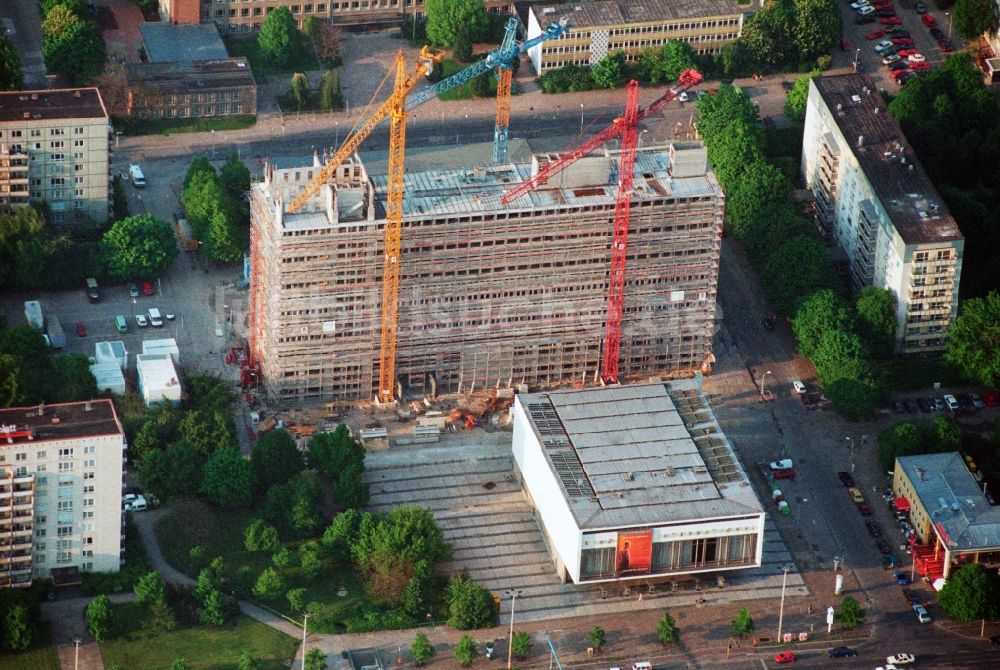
[136,104,245,120]
[0,127,88,139]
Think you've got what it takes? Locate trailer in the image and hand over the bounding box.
[46,315,66,349]
[24,300,44,329]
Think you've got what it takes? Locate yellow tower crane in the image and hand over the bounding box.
[287,48,442,403]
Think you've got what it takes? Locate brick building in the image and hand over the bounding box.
[125,58,257,120]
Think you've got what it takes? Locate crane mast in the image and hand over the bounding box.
[492,18,519,165]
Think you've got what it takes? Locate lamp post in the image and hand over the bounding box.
[73,639,80,670]
[504,589,522,670]
[760,370,772,400]
[846,437,855,473]
[945,12,953,40]
[301,612,310,670]
[579,103,585,133]
[853,48,861,73]
[638,128,649,148]
[776,564,792,643]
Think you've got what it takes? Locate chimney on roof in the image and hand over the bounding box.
[623,471,634,481]
[857,135,865,149]
[85,401,92,412]
[74,90,81,98]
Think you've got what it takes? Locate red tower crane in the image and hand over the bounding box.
[499,70,702,383]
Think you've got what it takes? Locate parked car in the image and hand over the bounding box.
[914,1,927,12]
[856,14,876,23]
[123,493,148,512]
[890,29,911,37]
[908,53,926,63]
[828,647,858,658]
[922,14,937,26]
[75,321,86,337]
[984,391,998,407]
[774,651,796,664]
[894,570,911,585]
[678,92,690,102]
[970,393,985,409]
[770,459,795,471]
[929,27,944,38]
[876,9,897,17]
[128,281,140,298]
[866,29,885,39]
[874,40,895,53]
[891,37,913,46]
[792,380,807,394]
[883,54,901,64]
[141,280,155,296]
[866,521,883,537]
[902,399,915,413]
[889,60,910,71]
[912,603,932,623]
[850,0,870,7]
[915,397,931,413]
[932,396,946,411]
[837,471,855,487]
[881,16,902,24]
[943,394,960,411]
[135,314,149,328]
[887,653,916,665]
[858,4,876,13]
[848,487,866,504]
[859,502,873,516]
[938,40,953,52]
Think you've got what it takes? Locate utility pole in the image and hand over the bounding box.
[301,612,310,670]
[74,639,81,670]
[760,370,772,400]
[846,437,855,473]
[853,48,860,73]
[777,565,791,642]
[504,589,522,670]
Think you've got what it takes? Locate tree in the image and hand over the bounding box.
[219,154,251,200]
[702,121,763,192]
[731,608,755,637]
[402,559,433,616]
[637,40,697,84]
[446,572,495,630]
[42,5,81,41]
[834,596,865,629]
[184,156,216,189]
[252,567,285,600]
[726,160,793,239]
[792,289,853,358]
[0,325,54,405]
[954,0,998,40]
[308,425,361,479]
[3,604,32,652]
[855,286,897,358]
[149,598,177,632]
[656,611,679,645]
[793,0,842,62]
[761,235,837,316]
[425,0,489,48]
[262,472,323,538]
[52,354,98,402]
[591,51,626,89]
[313,23,343,66]
[454,635,478,667]
[134,571,166,607]
[825,375,883,420]
[321,509,360,562]
[85,595,114,641]
[946,291,1000,387]
[305,649,328,670]
[938,563,1000,621]
[587,625,606,650]
[412,632,436,666]
[302,15,320,40]
[101,214,178,282]
[511,631,532,658]
[42,20,106,84]
[205,206,243,264]
[258,7,300,66]
[170,660,190,670]
[812,329,868,386]
[41,0,88,19]
[318,71,343,112]
[244,518,282,552]
[287,587,308,612]
[198,589,227,626]
[784,70,820,123]
[738,2,795,69]
[177,407,236,457]
[298,541,324,580]
[0,36,22,90]
[696,85,759,141]
[238,651,261,670]
[452,26,474,63]
[200,447,254,507]
[289,72,310,112]
[252,429,304,493]
[272,547,294,568]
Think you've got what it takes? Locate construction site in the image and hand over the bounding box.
[243,20,724,410]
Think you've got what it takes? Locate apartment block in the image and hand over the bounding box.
[125,58,257,120]
[527,0,746,75]
[248,142,723,404]
[801,74,963,354]
[0,88,111,225]
[0,401,125,588]
[191,0,513,33]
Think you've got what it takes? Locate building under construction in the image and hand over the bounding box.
[248,141,724,404]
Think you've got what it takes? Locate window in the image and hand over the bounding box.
[57,539,72,549]
[57,526,72,537]
[74,127,83,135]
[50,140,64,148]
[83,511,94,519]
[58,461,73,472]
[15,452,26,461]
[35,528,46,538]
[57,500,73,511]
[57,551,72,564]
[84,459,95,468]
[36,450,46,459]
[83,471,94,480]
[83,485,94,493]
[83,498,94,507]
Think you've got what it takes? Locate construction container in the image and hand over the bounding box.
[24,301,43,329]
[46,315,66,349]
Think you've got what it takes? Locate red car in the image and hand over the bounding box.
[922,14,937,26]
[141,280,155,296]
[775,651,797,664]
[881,16,902,25]
[897,48,918,56]
[866,30,885,40]
[910,61,932,70]
[891,69,911,79]
[891,37,913,45]
[874,1,893,8]
[984,391,999,407]
[859,502,873,516]
[75,321,87,337]
[774,469,797,480]
[939,41,953,53]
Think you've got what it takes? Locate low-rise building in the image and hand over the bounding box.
[140,23,229,63]
[512,382,765,584]
[0,88,111,225]
[125,59,257,121]
[801,74,963,354]
[893,452,1000,581]
[527,0,747,75]
[137,354,182,406]
[0,400,125,588]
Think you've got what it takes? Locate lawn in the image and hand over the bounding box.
[0,643,59,670]
[436,59,501,101]
[224,37,319,78]
[100,602,298,670]
[155,498,436,633]
[880,357,965,392]
[113,115,257,136]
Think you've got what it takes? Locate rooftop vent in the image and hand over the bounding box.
[836,103,844,112]
[665,466,676,477]
[30,93,37,100]
[623,471,634,482]
[74,90,81,98]
[543,7,555,13]
[857,135,865,149]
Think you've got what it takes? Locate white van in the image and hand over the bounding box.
[129,163,146,188]
[147,307,164,327]
[632,662,652,670]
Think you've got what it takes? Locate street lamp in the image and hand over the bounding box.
[301,612,310,670]
[579,103,585,133]
[638,128,649,148]
[846,437,855,474]
[760,370,772,400]
[945,12,953,40]
[504,589,522,670]
[74,639,80,670]
[853,48,861,73]
[776,564,792,643]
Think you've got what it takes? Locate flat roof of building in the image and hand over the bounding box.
[126,58,255,94]
[0,400,122,446]
[140,23,228,63]
[0,88,108,122]
[811,74,962,245]
[517,382,763,530]
[898,452,1000,552]
[532,0,745,26]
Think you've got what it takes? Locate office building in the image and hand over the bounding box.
[0,88,111,224]
[527,0,746,75]
[125,58,257,120]
[0,400,125,588]
[801,74,963,354]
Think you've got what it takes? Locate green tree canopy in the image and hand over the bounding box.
[42,4,81,41]
[0,325,55,405]
[289,72,310,112]
[811,329,867,385]
[945,291,1000,386]
[184,156,216,189]
[425,0,489,48]
[446,572,495,630]
[938,563,1000,621]
[731,608,755,637]
[51,354,97,403]
[511,631,532,658]
[454,635,478,667]
[834,595,865,629]
[591,51,627,89]
[878,416,965,470]
[318,70,343,111]
[657,611,679,645]
[85,595,114,641]
[761,235,838,316]
[0,206,76,292]
[0,36,23,90]
[219,154,251,200]
[726,160,793,238]
[262,471,323,538]
[792,290,853,358]
[177,407,236,457]
[252,566,285,600]
[3,603,33,652]
[321,509,360,562]
[101,214,178,282]
[954,0,998,40]
[587,625,606,649]
[411,632,436,665]
[200,447,254,507]
[784,70,820,123]
[42,19,105,84]
[635,41,697,84]
[305,649,328,670]
[793,0,842,62]
[855,286,897,358]
[258,7,300,66]
[134,571,166,607]
[41,0,87,19]
[252,428,305,493]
